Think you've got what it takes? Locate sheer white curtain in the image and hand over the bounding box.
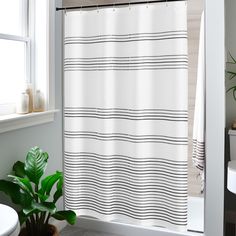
[64,1,188,231]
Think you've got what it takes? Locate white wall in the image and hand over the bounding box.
[0,0,63,209]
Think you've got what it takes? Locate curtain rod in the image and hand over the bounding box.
[56,0,186,11]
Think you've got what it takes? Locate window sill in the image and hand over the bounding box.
[0,109,59,134]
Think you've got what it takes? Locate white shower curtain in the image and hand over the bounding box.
[64,1,188,231]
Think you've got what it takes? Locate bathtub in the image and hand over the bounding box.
[74,196,204,236]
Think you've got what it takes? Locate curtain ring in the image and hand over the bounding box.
[146,1,149,8]
[129,1,131,10]
[64,8,67,16]
[97,4,99,13]
[113,3,116,11]
[166,0,168,7]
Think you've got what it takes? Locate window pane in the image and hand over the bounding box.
[0,0,27,36]
[0,39,26,105]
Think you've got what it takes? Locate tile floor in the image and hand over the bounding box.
[61,227,118,236]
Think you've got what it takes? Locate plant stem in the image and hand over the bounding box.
[39,212,45,224]
[30,215,36,233]
[34,184,40,224]
[35,184,39,202]
[36,212,39,223]
[39,212,47,235]
[26,218,34,236]
[45,212,51,225]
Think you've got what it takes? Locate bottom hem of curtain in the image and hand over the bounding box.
[71,209,187,232]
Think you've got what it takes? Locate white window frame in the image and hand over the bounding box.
[0,0,30,114]
[0,0,58,133]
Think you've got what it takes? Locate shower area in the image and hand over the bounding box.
[62,0,205,234]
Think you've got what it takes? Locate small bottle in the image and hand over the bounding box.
[33,90,45,112]
[26,83,33,113]
[16,92,29,114]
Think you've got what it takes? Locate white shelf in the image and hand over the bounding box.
[0,110,59,134]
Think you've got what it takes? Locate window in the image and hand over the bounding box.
[0,0,54,116]
[0,0,57,133]
[0,0,29,115]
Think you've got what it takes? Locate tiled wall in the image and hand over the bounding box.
[62,0,204,196]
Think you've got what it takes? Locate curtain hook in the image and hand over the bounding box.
[96,0,99,13]
[129,1,131,10]
[146,1,149,8]
[64,8,67,16]
[166,0,168,7]
[113,3,116,11]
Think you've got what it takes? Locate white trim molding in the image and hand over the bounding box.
[0,33,30,43]
[47,0,56,110]
[0,110,59,134]
[204,0,225,235]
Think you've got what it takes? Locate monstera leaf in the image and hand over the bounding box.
[25,147,48,185]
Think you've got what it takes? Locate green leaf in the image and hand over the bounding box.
[38,171,62,202]
[227,86,236,101]
[8,175,34,197]
[22,207,38,216]
[25,146,48,185]
[229,52,236,64]
[233,88,236,101]
[0,180,22,205]
[18,210,27,225]
[52,210,77,225]
[36,193,48,202]
[53,174,63,203]
[19,191,33,208]
[227,86,236,93]
[32,202,57,214]
[0,180,33,207]
[13,161,25,177]
[226,71,236,80]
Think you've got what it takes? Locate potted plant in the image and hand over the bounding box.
[0,146,76,236]
[226,52,236,100]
